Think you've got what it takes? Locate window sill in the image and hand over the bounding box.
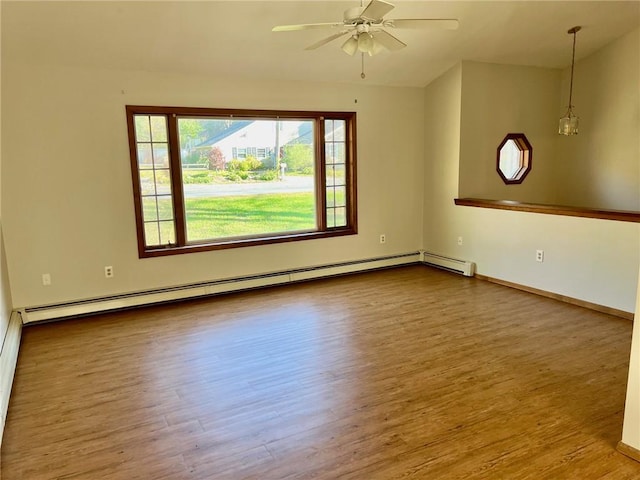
[454,198,640,223]
[140,228,357,258]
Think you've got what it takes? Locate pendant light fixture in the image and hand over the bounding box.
[559,26,581,136]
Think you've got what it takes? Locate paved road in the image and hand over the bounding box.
[182,176,314,198]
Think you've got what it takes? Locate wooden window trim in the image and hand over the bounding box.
[126,106,358,258]
[496,133,532,185]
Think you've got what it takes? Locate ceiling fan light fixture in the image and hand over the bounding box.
[357,32,374,54]
[371,37,385,55]
[342,36,359,56]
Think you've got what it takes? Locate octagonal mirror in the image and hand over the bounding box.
[497,133,532,184]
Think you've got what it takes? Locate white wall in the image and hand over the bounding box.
[458,62,560,204]
[1,62,424,308]
[0,0,14,364]
[622,261,640,452]
[456,28,640,212]
[424,62,640,314]
[556,27,640,211]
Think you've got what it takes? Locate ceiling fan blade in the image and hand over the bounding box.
[360,0,395,22]
[305,31,351,50]
[385,19,459,30]
[373,30,406,51]
[272,22,344,32]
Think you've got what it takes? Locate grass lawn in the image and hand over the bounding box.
[184,192,316,241]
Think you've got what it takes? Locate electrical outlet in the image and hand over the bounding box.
[42,273,51,286]
[536,250,544,263]
[457,236,463,246]
[379,234,386,244]
[104,266,114,278]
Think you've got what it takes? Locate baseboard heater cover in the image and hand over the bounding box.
[421,251,475,277]
[22,252,420,324]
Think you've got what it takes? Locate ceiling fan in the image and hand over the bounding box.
[272,0,459,57]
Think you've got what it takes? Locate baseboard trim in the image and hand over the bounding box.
[475,274,634,321]
[0,310,23,446]
[22,253,421,324]
[617,441,640,463]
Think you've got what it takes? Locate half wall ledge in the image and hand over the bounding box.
[454,198,640,223]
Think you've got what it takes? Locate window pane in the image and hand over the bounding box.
[134,115,151,142]
[326,187,335,207]
[325,142,334,162]
[327,210,336,228]
[177,117,317,242]
[325,119,346,142]
[326,165,335,187]
[133,112,175,250]
[154,169,172,196]
[140,171,156,196]
[159,220,176,244]
[156,195,174,221]
[153,143,169,168]
[499,139,521,179]
[333,165,345,187]
[144,222,160,246]
[145,220,175,246]
[332,143,345,165]
[334,186,346,207]
[324,119,334,143]
[137,144,153,169]
[142,197,158,221]
[324,119,347,226]
[150,116,167,142]
[334,207,346,227]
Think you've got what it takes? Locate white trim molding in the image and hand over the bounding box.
[1,310,22,446]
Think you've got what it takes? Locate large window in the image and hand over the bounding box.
[126,106,357,257]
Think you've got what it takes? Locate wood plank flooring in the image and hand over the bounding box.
[2,265,639,479]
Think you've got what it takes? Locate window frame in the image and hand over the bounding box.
[125,105,358,258]
[496,133,532,185]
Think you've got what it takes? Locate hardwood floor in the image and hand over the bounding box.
[2,265,639,479]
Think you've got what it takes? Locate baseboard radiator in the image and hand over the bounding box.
[22,252,421,324]
[421,251,475,277]
[1,310,22,446]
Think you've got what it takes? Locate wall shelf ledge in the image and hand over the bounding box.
[454,198,640,223]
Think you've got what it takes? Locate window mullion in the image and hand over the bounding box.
[346,116,357,230]
[167,114,186,246]
[317,118,327,231]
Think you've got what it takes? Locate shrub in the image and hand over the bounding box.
[227,159,243,171]
[227,156,262,172]
[258,170,278,181]
[224,171,241,182]
[282,144,313,173]
[208,146,225,171]
[183,171,211,184]
[244,155,262,171]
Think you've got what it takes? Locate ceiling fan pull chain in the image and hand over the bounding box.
[361,53,366,79]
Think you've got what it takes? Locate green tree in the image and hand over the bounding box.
[282,144,313,173]
[178,119,205,143]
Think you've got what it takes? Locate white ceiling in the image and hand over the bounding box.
[2,1,639,88]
